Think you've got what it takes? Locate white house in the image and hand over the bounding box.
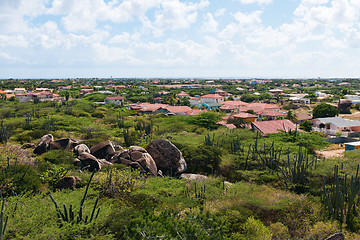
[105,96,124,105]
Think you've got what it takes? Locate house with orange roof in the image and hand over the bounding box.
[177,92,190,98]
[158,106,192,116]
[200,94,224,104]
[233,113,258,123]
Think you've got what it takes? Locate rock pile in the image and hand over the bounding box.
[34,135,187,176]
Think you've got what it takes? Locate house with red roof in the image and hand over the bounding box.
[200,94,224,104]
[105,96,124,105]
[158,106,192,116]
[257,110,286,120]
[251,119,300,136]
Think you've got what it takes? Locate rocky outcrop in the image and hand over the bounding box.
[90,140,115,160]
[56,176,82,190]
[146,139,187,175]
[21,143,35,149]
[74,152,102,172]
[110,147,158,176]
[34,134,54,155]
[324,232,345,240]
[180,173,207,181]
[50,138,78,152]
[74,144,91,156]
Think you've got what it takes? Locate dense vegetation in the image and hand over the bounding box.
[1,79,360,239]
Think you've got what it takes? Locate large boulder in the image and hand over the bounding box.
[111,148,158,176]
[34,134,54,155]
[56,176,82,190]
[74,144,91,156]
[50,138,78,152]
[90,140,115,159]
[75,152,101,172]
[21,143,35,149]
[146,139,187,175]
[180,173,208,181]
[324,233,345,240]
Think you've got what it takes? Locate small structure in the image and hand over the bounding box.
[200,94,224,104]
[312,117,360,136]
[105,96,124,105]
[345,142,360,151]
[233,113,258,123]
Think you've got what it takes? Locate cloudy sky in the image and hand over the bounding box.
[1,0,360,79]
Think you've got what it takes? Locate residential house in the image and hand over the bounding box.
[233,113,258,123]
[105,96,124,105]
[200,94,224,104]
[269,89,284,95]
[189,97,201,107]
[214,90,232,98]
[251,119,300,136]
[177,92,190,98]
[15,93,33,102]
[81,89,94,94]
[296,112,312,123]
[14,88,26,93]
[158,106,192,116]
[220,100,248,113]
[257,110,286,120]
[312,117,360,136]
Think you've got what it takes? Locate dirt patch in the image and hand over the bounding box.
[315,148,345,159]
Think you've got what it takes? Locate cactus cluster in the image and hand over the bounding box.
[0,194,8,240]
[0,121,10,144]
[185,182,206,199]
[49,171,100,225]
[245,133,316,188]
[322,165,360,231]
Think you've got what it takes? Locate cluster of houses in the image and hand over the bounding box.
[0,88,63,102]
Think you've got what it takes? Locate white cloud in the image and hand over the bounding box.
[238,0,272,5]
[215,8,226,17]
[301,0,329,5]
[201,13,218,33]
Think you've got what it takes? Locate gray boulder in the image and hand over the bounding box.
[324,233,345,240]
[90,140,115,159]
[111,148,157,176]
[74,144,90,156]
[56,176,82,190]
[34,134,54,155]
[50,138,78,152]
[180,173,208,181]
[145,139,187,175]
[21,143,36,149]
[75,152,101,172]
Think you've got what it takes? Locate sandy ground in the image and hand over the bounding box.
[315,148,345,159]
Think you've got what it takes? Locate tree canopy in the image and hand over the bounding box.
[312,103,339,118]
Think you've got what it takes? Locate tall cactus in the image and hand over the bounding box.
[322,164,360,231]
[0,194,8,240]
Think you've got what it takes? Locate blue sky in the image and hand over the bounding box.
[1,0,360,79]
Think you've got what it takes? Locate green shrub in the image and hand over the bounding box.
[269,222,290,240]
[241,216,272,240]
[41,150,75,165]
[0,164,41,196]
[307,221,339,240]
